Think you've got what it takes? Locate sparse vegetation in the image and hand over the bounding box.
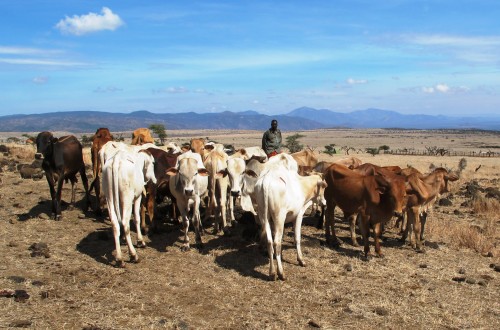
[323,143,337,156]
[284,133,304,153]
[149,124,167,145]
[365,147,379,156]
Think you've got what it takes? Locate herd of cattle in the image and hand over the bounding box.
[33,127,459,281]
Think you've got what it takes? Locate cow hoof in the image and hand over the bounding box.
[376,253,385,258]
[181,245,190,252]
[116,260,126,268]
[362,254,373,262]
[136,241,146,248]
[55,215,62,221]
[131,255,140,263]
[416,247,425,254]
[352,240,360,247]
[223,227,232,236]
[269,273,277,281]
[278,273,286,281]
[327,239,342,249]
[298,260,306,267]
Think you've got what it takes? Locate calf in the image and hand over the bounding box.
[166,157,209,251]
[131,128,154,145]
[255,158,326,280]
[323,163,406,258]
[102,149,156,267]
[35,131,91,220]
[402,168,459,250]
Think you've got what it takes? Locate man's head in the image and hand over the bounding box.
[271,119,278,131]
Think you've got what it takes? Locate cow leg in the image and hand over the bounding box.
[325,201,341,248]
[295,212,306,268]
[54,176,65,220]
[192,196,203,250]
[274,219,285,281]
[420,211,428,242]
[69,178,77,206]
[133,197,146,248]
[359,215,372,259]
[107,200,124,267]
[122,208,139,264]
[93,176,103,215]
[373,222,384,258]
[412,207,424,251]
[264,219,276,281]
[348,213,360,246]
[316,204,325,229]
[79,167,91,212]
[219,186,230,235]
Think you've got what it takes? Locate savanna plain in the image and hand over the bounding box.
[0,128,499,329]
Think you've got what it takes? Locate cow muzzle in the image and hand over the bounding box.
[35,153,44,160]
[231,191,240,197]
[184,189,194,196]
[394,211,404,218]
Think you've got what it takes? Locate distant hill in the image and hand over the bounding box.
[0,108,498,132]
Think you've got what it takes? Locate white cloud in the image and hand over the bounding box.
[0,46,62,56]
[94,86,123,93]
[407,35,500,47]
[32,76,48,84]
[421,83,469,94]
[0,58,87,66]
[153,86,189,94]
[55,7,124,36]
[346,77,367,85]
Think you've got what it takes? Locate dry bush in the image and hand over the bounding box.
[471,195,500,217]
[4,143,35,160]
[427,214,498,256]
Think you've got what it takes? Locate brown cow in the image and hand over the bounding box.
[141,147,181,234]
[35,132,91,220]
[89,128,113,214]
[402,168,459,250]
[323,163,406,258]
[131,128,155,145]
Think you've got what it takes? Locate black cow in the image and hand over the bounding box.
[140,147,181,233]
[35,131,91,220]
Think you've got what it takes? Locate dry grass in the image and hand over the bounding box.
[1,129,499,329]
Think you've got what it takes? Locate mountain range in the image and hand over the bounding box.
[0,107,498,132]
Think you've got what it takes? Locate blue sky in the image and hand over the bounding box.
[1,1,499,117]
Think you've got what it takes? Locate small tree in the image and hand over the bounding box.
[284,133,304,153]
[365,147,379,156]
[149,124,167,145]
[323,144,337,156]
[80,135,92,147]
[379,145,390,153]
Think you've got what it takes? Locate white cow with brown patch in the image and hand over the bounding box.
[254,154,327,281]
[102,149,157,267]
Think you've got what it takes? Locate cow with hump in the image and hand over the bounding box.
[102,148,156,267]
[35,131,91,220]
[89,127,113,215]
[166,154,209,251]
[323,163,406,258]
[254,153,327,281]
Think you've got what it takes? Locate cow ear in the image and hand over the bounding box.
[245,169,258,178]
[216,169,228,178]
[166,167,178,176]
[198,168,209,176]
[447,172,459,182]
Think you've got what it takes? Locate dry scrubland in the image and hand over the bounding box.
[0,129,499,329]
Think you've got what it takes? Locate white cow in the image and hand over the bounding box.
[254,157,326,281]
[166,157,209,251]
[231,146,268,161]
[226,157,247,222]
[102,149,157,267]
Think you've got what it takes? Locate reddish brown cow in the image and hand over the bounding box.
[402,168,459,250]
[141,148,181,234]
[89,128,113,214]
[35,132,91,220]
[131,128,154,145]
[323,163,406,258]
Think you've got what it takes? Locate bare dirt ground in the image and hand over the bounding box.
[0,129,499,329]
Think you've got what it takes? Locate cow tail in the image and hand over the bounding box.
[112,158,122,224]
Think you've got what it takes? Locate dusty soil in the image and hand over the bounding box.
[0,129,499,329]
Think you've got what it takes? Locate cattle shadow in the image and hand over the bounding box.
[76,227,116,266]
[18,197,103,222]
